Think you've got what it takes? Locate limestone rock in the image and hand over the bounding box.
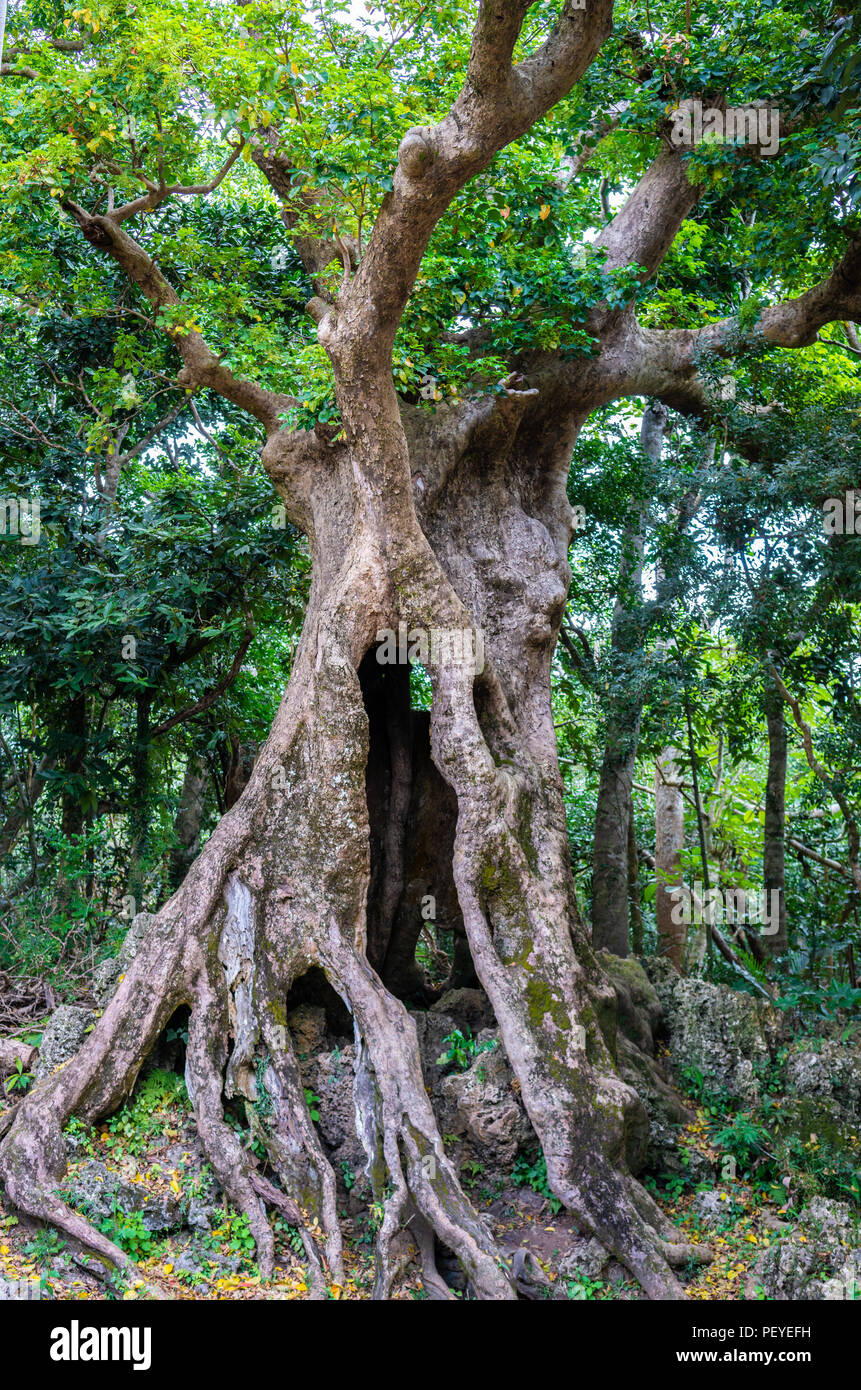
[66,1159,181,1233]
[785,1040,861,1121]
[616,1032,696,1176]
[439,1037,531,1168]
[429,988,495,1033]
[92,912,157,1007]
[287,1004,330,1057]
[747,1197,861,1300]
[690,1188,735,1228]
[33,1005,96,1080]
[303,1043,361,1159]
[645,965,774,1104]
[558,1235,612,1282]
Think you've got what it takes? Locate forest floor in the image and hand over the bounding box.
[0,1061,796,1302]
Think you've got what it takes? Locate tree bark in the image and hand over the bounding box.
[126,694,152,905]
[591,403,667,955]
[763,686,789,954]
[628,806,644,956]
[362,656,460,1001]
[0,1038,37,1074]
[56,695,88,908]
[168,752,208,892]
[654,748,686,970]
[59,694,87,844]
[224,735,258,811]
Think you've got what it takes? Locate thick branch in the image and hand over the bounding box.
[635,234,861,411]
[593,141,702,278]
[337,0,615,351]
[63,205,294,432]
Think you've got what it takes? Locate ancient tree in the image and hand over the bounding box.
[2,0,860,1300]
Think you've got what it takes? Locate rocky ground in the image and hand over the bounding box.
[1,925,859,1301]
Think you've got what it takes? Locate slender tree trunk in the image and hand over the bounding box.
[168,751,208,892]
[224,735,258,811]
[592,733,640,957]
[628,805,644,955]
[591,403,667,955]
[60,694,87,843]
[763,686,789,954]
[56,695,88,908]
[127,694,152,906]
[654,748,685,970]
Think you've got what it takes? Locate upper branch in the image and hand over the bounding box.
[108,140,246,224]
[593,141,702,277]
[624,233,861,414]
[335,0,615,352]
[467,1,534,89]
[698,235,861,351]
[64,202,294,432]
[5,38,88,58]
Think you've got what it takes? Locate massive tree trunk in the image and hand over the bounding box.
[591,403,667,956]
[0,386,705,1299]
[763,686,789,954]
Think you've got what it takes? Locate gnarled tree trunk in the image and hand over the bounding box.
[0,386,705,1299]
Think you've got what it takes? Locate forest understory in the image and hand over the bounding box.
[2,942,859,1302]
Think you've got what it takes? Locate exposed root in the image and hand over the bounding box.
[407,1208,456,1300]
[627,1176,713,1270]
[184,977,275,1278]
[422,646,702,1299]
[322,930,517,1300]
[0,567,708,1304]
[256,1010,344,1285]
[0,853,516,1300]
[249,1171,327,1299]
